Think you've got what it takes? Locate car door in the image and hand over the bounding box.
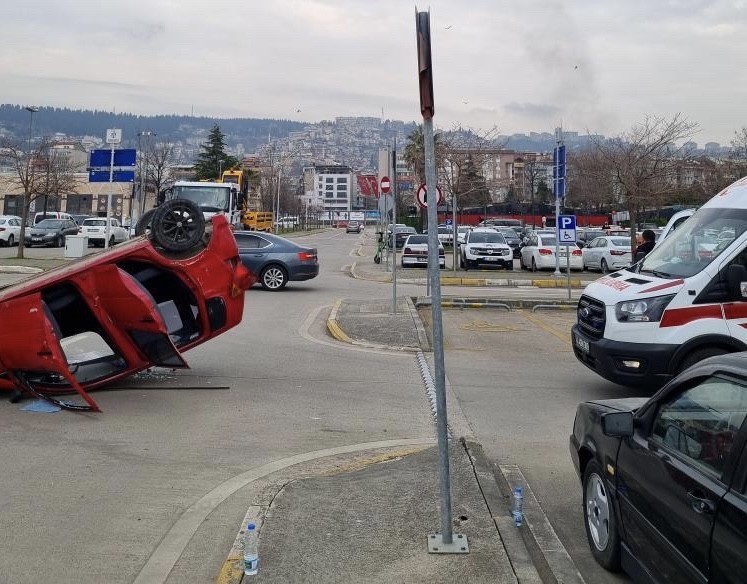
[710,441,747,584]
[235,233,272,275]
[616,374,747,583]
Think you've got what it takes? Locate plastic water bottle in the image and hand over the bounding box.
[243,523,258,576]
[512,486,524,527]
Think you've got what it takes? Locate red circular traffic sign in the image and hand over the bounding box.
[380,176,391,194]
[415,183,443,209]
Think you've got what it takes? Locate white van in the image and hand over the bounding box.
[573,176,747,388]
[34,211,74,225]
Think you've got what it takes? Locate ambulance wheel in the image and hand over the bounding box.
[677,347,729,374]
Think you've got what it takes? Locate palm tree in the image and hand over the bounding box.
[403,125,443,184]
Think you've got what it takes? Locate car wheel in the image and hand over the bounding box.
[56,235,64,248]
[459,254,465,269]
[135,209,157,237]
[505,261,513,271]
[109,236,116,247]
[583,460,621,571]
[6,235,14,247]
[601,259,609,274]
[531,257,537,272]
[151,199,205,252]
[260,264,288,291]
[677,347,730,374]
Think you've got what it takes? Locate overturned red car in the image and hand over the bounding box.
[0,200,253,412]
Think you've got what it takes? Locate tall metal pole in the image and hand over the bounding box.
[138,132,144,220]
[452,193,457,273]
[275,166,282,234]
[391,142,398,312]
[554,128,563,276]
[106,145,114,249]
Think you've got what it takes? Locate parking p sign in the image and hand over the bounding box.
[558,215,577,245]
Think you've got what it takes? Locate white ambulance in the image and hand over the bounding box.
[573,175,747,388]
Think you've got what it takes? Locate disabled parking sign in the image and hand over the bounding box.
[558,215,576,245]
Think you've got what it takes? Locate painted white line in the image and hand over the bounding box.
[134,439,435,584]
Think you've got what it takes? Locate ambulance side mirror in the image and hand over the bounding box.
[727,264,747,299]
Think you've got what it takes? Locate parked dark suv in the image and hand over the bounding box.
[570,353,747,583]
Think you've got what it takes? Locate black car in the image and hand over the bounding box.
[570,353,747,583]
[392,226,417,249]
[497,228,522,258]
[27,218,80,247]
[234,231,319,291]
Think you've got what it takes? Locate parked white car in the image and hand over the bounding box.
[80,217,130,247]
[401,234,445,268]
[0,215,22,247]
[460,228,513,270]
[456,225,473,245]
[520,232,583,271]
[581,236,632,272]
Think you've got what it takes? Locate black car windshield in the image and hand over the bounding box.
[638,207,747,278]
[470,232,506,244]
[36,220,63,228]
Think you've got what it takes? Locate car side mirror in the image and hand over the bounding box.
[727,264,747,300]
[601,411,634,437]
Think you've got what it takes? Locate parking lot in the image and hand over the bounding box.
[419,305,634,583]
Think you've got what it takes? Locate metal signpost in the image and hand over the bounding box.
[390,145,398,314]
[380,175,391,269]
[558,214,576,300]
[89,131,135,249]
[416,8,467,555]
[552,132,566,276]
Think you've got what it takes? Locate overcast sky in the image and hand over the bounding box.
[2,0,746,144]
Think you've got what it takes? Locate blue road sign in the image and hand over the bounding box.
[90,149,137,168]
[445,218,453,225]
[558,214,577,245]
[89,170,136,183]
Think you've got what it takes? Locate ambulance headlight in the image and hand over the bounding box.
[615,295,675,323]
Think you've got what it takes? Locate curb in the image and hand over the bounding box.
[326,299,423,352]
[350,262,588,288]
[415,297,576,310]
[0,265,44,274]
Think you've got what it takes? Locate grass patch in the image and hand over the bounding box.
[0,257,69,270]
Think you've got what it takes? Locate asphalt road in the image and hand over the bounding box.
[0,229,628,583]
[0,230,441,583]
[418,307,643,583]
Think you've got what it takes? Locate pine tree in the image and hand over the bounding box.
[193,125,239,180]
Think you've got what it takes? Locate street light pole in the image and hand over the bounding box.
[24,106,38,209]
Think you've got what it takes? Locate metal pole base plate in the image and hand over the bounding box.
[427,533,469,554]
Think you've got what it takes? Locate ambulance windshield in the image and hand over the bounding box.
[638,208,747,279]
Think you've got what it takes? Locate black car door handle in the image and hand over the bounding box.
[687,490,715,514]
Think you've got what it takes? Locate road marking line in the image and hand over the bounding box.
[521,311,572,347]
[134,439,435,584]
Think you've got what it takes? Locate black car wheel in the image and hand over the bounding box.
[601,259,609,274]
[260,264,288,291]
[56,235,64,248]
[677,347,730,374]
[6,235,14,247]
[151,199,205,252]
[583,460,621,571]
[531,257,538,272]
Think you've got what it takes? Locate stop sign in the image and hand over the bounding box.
[380,176,391,194]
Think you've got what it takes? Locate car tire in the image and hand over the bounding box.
[6,235,14,247]
[583,460,621,571]
[56,235,64,248]
[531,257,537,272]
[260,264,288,291]
[135,209,157,237]
[151,199,205,252]
[677,347,730,374]
[601,259,609,274]
[505,262,513,271]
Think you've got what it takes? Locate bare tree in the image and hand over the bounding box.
[438,126,503,221]
[591,114,699,248]
[0,137,78,258]
[146,140,178,205]
[568,148,616,222]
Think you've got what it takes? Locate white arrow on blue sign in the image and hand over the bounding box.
[558,215,577,245]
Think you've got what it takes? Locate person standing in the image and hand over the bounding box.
[634,229,656,261]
